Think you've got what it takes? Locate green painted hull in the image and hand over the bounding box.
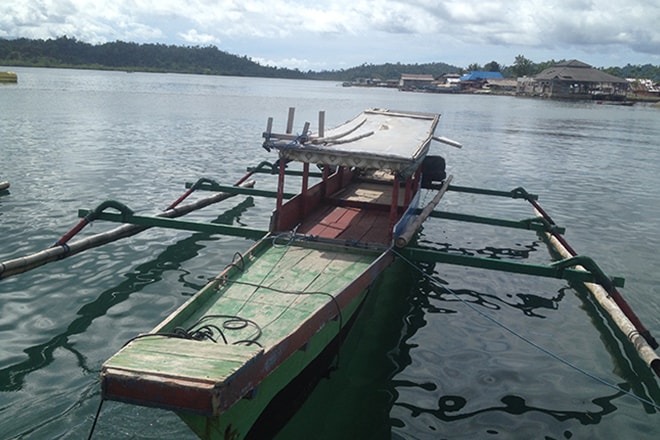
[102,237,393,439]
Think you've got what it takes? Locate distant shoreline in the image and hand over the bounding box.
[3,63,659,103]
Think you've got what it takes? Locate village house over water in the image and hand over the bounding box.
[346,59,659,102]
[517,60,629,100]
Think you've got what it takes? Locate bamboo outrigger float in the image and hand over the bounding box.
[1,108,657,439]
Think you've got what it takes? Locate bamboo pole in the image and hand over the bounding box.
[432,136,463,149]
[395,176,452,248]
[0,181,255,280]
[538,210,660,378]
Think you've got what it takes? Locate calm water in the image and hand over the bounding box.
[1,67,659,439]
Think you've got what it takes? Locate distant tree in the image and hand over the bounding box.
[484,61,501,72]
[511,55,535,77]
[467,63,482,72]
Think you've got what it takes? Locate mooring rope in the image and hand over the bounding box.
[121,314,263,347]
[87,398,104,440]
[391,248,660,411]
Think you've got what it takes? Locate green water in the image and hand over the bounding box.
[1,67,659,439]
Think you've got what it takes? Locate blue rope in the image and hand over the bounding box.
[391,248,660,411]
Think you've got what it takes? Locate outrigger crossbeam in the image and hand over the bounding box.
[427,210,565,234]
[78,200,268,240]
[445,184,538,200]
[400,247,625,288]
[415,179,659,375]
[185,180,296,200]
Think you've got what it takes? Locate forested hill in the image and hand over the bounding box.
[0,36,462,81]
[0,36,307,78]
[305,62,461,81]
[2,36,659,81]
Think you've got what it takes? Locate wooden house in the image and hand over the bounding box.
[518,60,629,99]
[399,74,435,91]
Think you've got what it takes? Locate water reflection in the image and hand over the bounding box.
[0,198,254,392]
[387,256,660,439]
[422,281,567,319]
[419,238,542,260]
[394,388,623,424]
[411,241,565,319]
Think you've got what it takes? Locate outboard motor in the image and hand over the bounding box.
[421,155,446,188]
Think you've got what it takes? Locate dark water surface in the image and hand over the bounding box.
[1,67,659,439]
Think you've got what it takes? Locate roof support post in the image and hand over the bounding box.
[301,162,309,218]
[389,175,400,241]
[404,174,413,205]
[276,158,286,226]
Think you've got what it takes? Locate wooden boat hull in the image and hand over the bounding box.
[100,108,439,439]
[183,254,392,438]
[102,236,394,438]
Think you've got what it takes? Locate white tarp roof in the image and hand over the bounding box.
[263,109,440,176]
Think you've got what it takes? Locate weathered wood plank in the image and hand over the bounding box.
[106,338,263,383]
[175,245,374,346]
[103,241,378,416]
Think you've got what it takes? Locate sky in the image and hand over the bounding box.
[1,1,659,71]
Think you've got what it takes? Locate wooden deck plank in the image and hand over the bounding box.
[296,180,403,244]
[106,338,263,383]
[335,181,406,206]
[175,245,374,346]
[302,206,360,238]
[101,242,391,417]
[298,205,387,242]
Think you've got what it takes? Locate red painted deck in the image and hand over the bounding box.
[298,206,390,244]
[297,180,405,245]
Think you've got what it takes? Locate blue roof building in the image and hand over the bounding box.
[459,71,504,81]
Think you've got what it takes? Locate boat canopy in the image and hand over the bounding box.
[263,109,440,177]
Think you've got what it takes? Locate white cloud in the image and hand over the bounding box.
[0,0,659,69]
[179,29,220,45]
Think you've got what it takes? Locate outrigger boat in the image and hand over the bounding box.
[97,108,451,438]
[0,108,657,439]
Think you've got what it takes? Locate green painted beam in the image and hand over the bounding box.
[400,247,625,287]
[427,210,565,234]
[183,182,296,199]
[77,209,269,240]
[447,185,539,200]
[246,167,324,178]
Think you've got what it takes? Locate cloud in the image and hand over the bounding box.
[0,0,658,69]
[179,29,220,45]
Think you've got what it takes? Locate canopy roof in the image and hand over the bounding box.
[460,71,504,81]
[262,109,440,176]
[534,59,628,84]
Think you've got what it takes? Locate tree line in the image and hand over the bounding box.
[0,36,306,78]
[471,56,660,81]
[1,36,658,82]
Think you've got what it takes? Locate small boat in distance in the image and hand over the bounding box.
[0,71,18,83]
[0,180,10,194]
